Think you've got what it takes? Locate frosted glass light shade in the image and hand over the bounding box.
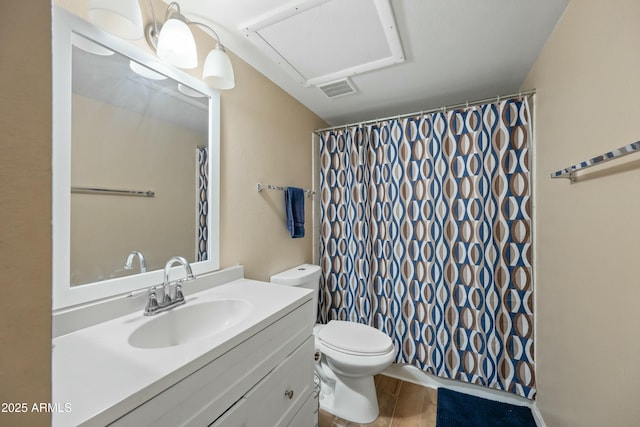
[156,19,198,69]
[87,0,143,40]
[71,33,114,56]
[178,84,206,98]
[129,61,167,80]
[203,46,235,89]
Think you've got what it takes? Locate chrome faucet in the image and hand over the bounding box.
[124,251,147,273]
[163,256,194,303]
[144,256,195,316]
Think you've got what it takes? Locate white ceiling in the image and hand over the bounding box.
[179,0,569,126]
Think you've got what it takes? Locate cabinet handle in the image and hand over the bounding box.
[284,389,294,400]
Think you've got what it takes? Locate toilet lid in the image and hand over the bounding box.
[318,321,393,356]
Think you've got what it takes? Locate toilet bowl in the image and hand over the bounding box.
[313,321,395,423]
[270,265,396,424]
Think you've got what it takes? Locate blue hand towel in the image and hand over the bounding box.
[284,187,305,238]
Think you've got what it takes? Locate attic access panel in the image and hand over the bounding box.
[241,0,404,87]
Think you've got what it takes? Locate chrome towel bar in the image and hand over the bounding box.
[551,140,640,181]
[257,182,315,197]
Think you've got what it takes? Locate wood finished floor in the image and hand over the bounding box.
[318,375,437,427]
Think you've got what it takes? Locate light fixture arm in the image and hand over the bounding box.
[188,21,225,50]
[144,0,160,50]
[163,2,182,22]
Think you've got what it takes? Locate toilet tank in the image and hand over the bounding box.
[270,264,321,322]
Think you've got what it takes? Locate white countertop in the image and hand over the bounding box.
[52,278,311,426]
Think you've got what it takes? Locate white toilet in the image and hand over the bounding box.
[270,264,396,424]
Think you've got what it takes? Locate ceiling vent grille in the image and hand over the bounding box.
[317,78,357,98]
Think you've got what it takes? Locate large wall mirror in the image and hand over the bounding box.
[53,7,220,310]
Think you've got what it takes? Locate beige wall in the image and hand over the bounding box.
[523,1,640,425]
[218,53,327,280]
[0,2,52,427]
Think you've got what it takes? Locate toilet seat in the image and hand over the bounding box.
[317,321,393,356]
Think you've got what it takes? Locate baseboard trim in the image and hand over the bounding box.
[381,364,546,427]
[530,403,547,427]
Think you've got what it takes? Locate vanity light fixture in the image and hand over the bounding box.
[146,2,235,89]
[88,0,235,90]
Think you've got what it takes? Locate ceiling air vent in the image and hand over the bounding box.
[317,78,357,98]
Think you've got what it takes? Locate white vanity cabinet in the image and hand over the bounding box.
[210,337,315,427]
[110,300,315,427]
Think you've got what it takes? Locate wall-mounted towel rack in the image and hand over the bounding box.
[257,182,315,197]
[551,141,640,181]
[71,186,155,197]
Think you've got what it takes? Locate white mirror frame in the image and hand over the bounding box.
[52,7,220,310]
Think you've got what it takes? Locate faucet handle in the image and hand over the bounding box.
[144,286,160,316]
[175,283,185,303]
[162,289,173,305]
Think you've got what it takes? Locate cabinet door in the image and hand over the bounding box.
[245,337,314,427]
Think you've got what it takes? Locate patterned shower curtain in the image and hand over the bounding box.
[196,146,208,262]
[318,97,535,399]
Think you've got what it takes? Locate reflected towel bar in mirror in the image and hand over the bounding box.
[71,186,155,197]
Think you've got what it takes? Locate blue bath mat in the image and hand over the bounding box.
[436,388,536,427]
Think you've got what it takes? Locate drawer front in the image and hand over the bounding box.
[245,336,315,427]
[209,398,247,427]
[287,391,317,427]
[207,337,315,427]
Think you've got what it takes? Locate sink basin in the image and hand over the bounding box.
[128,299,252,349]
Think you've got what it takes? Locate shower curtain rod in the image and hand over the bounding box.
[314,88,536,134]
